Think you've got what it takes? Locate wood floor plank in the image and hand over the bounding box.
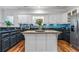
[7,40,25,52]
[58,40,78,52]
[18,45,25,52]
[8,39,79,52]
[13,42,24,52]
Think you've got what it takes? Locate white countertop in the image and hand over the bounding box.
[22,30,61,34]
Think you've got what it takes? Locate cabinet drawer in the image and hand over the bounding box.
[2,33,9,38]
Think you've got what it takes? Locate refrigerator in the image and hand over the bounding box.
[70,13,79,49]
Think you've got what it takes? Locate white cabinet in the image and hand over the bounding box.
[36,34,46,52]
[46,34,57,52]
[25,34,36,52]
[23,31,59,52]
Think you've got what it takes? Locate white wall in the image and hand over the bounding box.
[2,14,68,27]
[0,9,5,27]
[16,14,68,25]
[48,13,68,24]
[1,9,68,27]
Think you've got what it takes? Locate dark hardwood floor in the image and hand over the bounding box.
[58,40,79,52]
[7,40,25,52]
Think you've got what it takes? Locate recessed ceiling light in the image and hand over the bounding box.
[33,10,45,14]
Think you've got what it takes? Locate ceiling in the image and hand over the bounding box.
[0,6,77,14]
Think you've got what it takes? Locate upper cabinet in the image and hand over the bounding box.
[67,8,79,22]
[72,9,77,16]
[67,12,72,22]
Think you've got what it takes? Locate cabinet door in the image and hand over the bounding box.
[0,34,1,51]
[16,34,20,42]
[0,39,2,52]
[10,35,16,46]
[46,34,57,52]
[36,34,46,52]
[25,34,36,52]
[2,37,10,51]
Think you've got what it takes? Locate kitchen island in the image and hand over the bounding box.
[22,30,61,52]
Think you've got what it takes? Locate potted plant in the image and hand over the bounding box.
[4,20,13,27]
[35,19,43,30]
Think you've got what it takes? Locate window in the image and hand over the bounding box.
[5,16,14,24]
[32,16,44,24]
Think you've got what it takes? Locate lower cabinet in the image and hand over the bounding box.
[0,34,1,51]
[25,33,57,52]
[46,34,57,52]
[25,34,36,52]
[36,34,46,52]
[25,34,46,52]
[58,32,70,43]
[1,33,24,52]
[0,39,2,52]
[0,27,25,52]
[2,37,10,52]
[10,35,17,47]
[16,33,23,42]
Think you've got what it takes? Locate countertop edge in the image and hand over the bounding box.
[22,30,61,34]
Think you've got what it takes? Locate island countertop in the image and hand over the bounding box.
[22,30,61,34]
